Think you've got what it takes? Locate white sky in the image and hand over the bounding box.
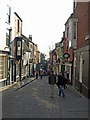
[12,0,73,57]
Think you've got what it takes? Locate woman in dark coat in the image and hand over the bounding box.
[57,72,65,97]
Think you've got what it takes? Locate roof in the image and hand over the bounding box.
[14,12,23,22]
[24,42,31,52]
[65,13,74,25]
[22,34,37,46]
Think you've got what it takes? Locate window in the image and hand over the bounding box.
[17,19,20,32]
[6,5,11,24]
[6,29,9,46]
[69,40,71,48]
[73,22,77,39]
[75,0,77,8]
[8,7,11,23]
[0,56,7,79]
[67,27,69,38]
[74,0,77,8]
[17,41,21,56]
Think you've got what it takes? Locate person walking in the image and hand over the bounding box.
[48,71,56,98]
[36,70,38,79]
[40,70,43,79]
[64,71,68,89]
[57,72,65,97]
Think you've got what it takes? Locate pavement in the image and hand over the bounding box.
[0,76,89,119]
[0,77,36,92]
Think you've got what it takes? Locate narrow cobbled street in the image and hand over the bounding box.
[2,76,88,118]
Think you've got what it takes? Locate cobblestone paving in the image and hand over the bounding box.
[1,76,88,118]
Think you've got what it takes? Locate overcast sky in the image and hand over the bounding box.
[12,0,73,58]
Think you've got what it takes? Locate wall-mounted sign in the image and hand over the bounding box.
[63,53,70,59]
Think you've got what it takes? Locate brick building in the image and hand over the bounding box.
[73,1,90,98]
[55,35,65,75]
[64,13,77,84]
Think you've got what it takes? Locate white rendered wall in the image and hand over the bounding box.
[0,0,12,51]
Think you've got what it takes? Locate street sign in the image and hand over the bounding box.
[63,53,70,59]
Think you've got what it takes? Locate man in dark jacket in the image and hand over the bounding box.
[48,71,56,98]
[57,72,65,97]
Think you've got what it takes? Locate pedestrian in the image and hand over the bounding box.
[57,72,65,97]
[64,71,68,88]
[40,70,43,79]
[36,70,38,79]
[66,71,70,85]
[67,71,69,80]
[48,71,56,98]
[33,69,35,77]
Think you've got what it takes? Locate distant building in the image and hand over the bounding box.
[55,33,65,75]
[64,13,78,84]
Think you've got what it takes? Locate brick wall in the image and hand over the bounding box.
[75,46,89,97]
[74,2,89,48]
[89,2,90,45]
[64,38,68,62]
[69,48,73,62]
[73,2,90,98]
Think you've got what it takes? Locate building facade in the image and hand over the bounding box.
[64,13,78,84]
[73,1,90,98]
[0,0,12,86]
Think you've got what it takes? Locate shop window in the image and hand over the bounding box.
[0,56,7,79]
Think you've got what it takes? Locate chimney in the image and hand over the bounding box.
[29,35,32,41]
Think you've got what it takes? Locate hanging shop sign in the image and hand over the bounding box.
[63,53,70,59]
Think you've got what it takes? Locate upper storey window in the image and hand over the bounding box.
[73,0,77,9]
[73,21,77,40]
[6,5,11,24]
[75,0,77,8]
